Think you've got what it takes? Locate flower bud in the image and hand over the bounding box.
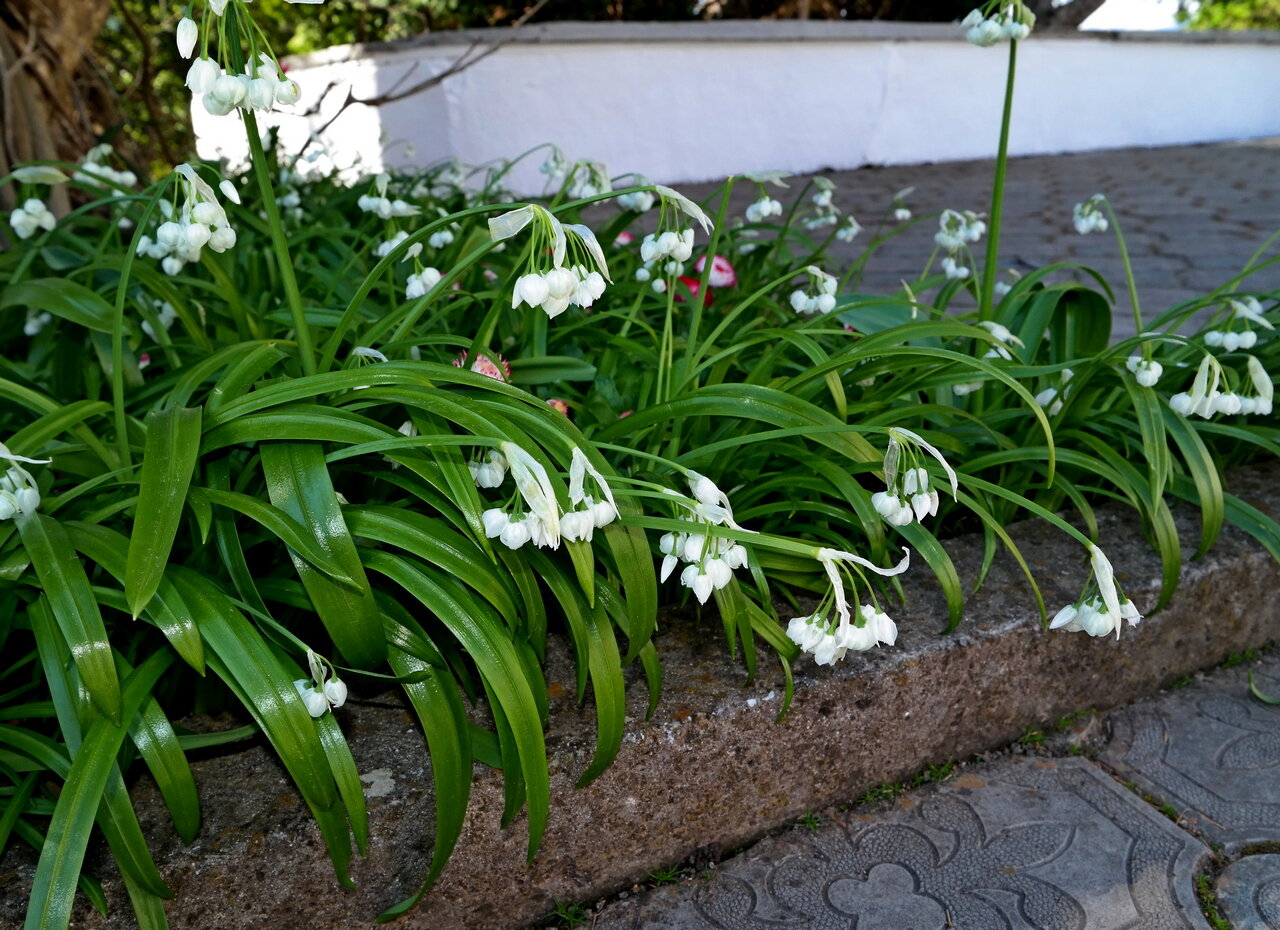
[184,223,211,249]
[176,17,198,59]
[247,77,276,111]
[275,79,302,105]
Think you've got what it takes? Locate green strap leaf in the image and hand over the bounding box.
[16,514,122,725]
[259,441,386,669]
[126,406,203,618]
[23,651,170,930]
[1,278,117,334]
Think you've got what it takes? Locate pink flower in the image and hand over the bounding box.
[547,398,570,416]
[614,231,634,246]
[694,254,737,288]
[453,350,512,383]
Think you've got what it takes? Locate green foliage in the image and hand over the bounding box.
[1179,0,1280,29]
[4,3,1280,927]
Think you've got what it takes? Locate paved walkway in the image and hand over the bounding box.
[585,651,1280,929]
[677,139,1280,342]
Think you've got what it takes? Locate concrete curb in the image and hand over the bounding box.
[5,466,1279,930]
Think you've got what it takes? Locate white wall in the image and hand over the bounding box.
[193,22,1280,192]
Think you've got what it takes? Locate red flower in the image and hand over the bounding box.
[675,276,713,307]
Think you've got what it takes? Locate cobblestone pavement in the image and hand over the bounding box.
[676,139,1280,342]
[588,652,1280,930]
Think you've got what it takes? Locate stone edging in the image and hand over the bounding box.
[3,465,1278,930]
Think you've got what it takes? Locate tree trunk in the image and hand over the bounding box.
[0,0,112,211]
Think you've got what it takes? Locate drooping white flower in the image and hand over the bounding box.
[9,198,56,239]
[292,648,348,718]
[1051,545,1142,640]
[1072,194,1109,235]
[1169,354,1223,419]
[0,442,50,521]
[499,442,561,549]
[1125,355,1163,388]
[745,196,783,223]
[789,265,839,316]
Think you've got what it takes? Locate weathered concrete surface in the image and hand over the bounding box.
[1217,855,1280,930]
[2,463,1276,930]
[1102,653,1280,853]
[593,757,1212,930]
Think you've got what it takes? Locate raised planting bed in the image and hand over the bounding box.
[4,462,1276,930]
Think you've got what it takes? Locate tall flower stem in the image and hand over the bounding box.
[979,39,1018,321]
[224,6,314,375]
[1102,201,1145,344]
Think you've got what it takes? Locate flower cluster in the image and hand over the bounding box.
[871,428,958,527]
[1205,297,1271,351]
[357,173,419,219]
[481,446,618,550]
[640,229,695,265]
[74,144,137,189]
[892,187,914,222]
[803,179,841,231]
[376,230,423,262]
[1072,194,1109,235]
[786,547,911,665]
[0,443,48,522]
[657,473,753,604]
[745,196,783,223]
[934,209,986,251]
[493,204,611,319]
[836,215,863,243]
[1169,354,1272,418]
[566,161,612,200]
[405,267,443,300]
[1125,355,1163,387]
[787,604,898,666]
[293,649,348,718]
[9,199,55,240]
[617,187,656,213]
[512,265,607,317]
[789,266,839,315]
[961,2,1034,46]
[1050,546,1142,640]
[188,52,300,116]
[135,165,238,276]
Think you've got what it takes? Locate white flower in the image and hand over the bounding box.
[1125,355,1163,388]
[351,345,389,363]
[1051,545,1142,640]
[745,197,783,223]
[176,17,199,58]
[1169,354,1223,419]
[9,198,56,239]
[941,256,970,280]
[836,215,862,243]
[292,649,347,717]
[1246,355,1274,415]
[1072,194,1109,235]
[499,442,561,549]
[406,267,442,300]
[186,57,220,94]
[428,229,454,249]
[0,442,50,521]
[275,79,302,106]
[617,189,655,213]
[469,450,508,489]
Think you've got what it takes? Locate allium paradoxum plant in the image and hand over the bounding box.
[1050,546,1143,639]
[871,428,959,527]
[786,547,912,666]
[134,164,239,275]
[657,472,754,605]
[492,204,612,318]
[179,3,301,117]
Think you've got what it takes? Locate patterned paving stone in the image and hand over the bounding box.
[1217,855,1280,930]
[595,757,1209,930]
[1101,657,1280,853]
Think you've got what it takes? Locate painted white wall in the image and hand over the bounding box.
[193,23,1280,193]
